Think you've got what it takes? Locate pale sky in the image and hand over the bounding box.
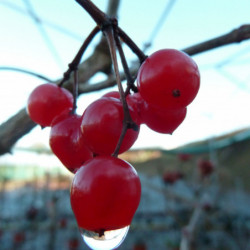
[0,0,250,151]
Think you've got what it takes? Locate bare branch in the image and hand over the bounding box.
[183,24,250,55]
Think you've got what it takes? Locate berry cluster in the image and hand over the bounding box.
[26,48,200,247]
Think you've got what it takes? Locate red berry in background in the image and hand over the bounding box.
[68,237,79,250]
[178,153,192,162]
[198,159,214,177]
[137,49,200,109]
[13,232,26,244]
[163,171,184,184]
[81,97,140,155]
[133,242,147,250]
[70,156,141,233]
[27,83,73,127]
[59,218,68,228]
[49,113,93,173]
[141,101,187,134]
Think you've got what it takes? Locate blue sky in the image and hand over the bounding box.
[0,0,250,150]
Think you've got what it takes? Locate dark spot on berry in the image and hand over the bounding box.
[172,89,181,97]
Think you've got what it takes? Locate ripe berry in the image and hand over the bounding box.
[137,49,200,109]
[141,101,187,134]
[49,113,93,173]
[163,171,184,184]
[13,232,25,244]
[81,97,140,155]
[103,91,144,125]
[198,159,214,177]
[27,83,73,127]
[178,153,192,162]
[70,156,141,233]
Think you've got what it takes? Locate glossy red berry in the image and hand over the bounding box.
[102,91,121,99]
[141,101,187,134]
[70,156,141,233]
[103,91,144,125]
[137,49,200,109]
[81,97,140,155]
[49,113,93,173]
[27,83,73,127]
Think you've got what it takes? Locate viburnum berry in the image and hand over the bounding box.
[70,156,141,233]
[49,113,93,173]
[141,101,187,134]
[198,159,214,177]
[81,97,140,155]
[137,49,200,109]
[103,91,144,125]
[163,171,184,184]
[178,153,192,162]
[27,83,73,127]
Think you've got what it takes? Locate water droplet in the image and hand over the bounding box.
[80,226,130,250]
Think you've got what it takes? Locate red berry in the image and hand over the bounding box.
[59,218,68,228]
[13,232,25,244]
[137,49,200,109]
[102,91,121,99]
[133,243,147,250]
[141,101,187,134]
[178,153,192,162]
[81,97,140,155]
[70,156,141,233]
[198,159,214,177]
[68,237,79,249]
[103,91,144,125]
[163,171,184,184]
[27,83,73,127]
[49,113,93,173]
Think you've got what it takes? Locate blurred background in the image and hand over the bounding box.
[0,0,250,249]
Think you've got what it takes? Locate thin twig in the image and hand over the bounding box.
[114,34,137,94]
[0,67,54,82]
[59,25,100,87]
[117,27,148,64]
[104,27,138,157]
[183,24,250,56]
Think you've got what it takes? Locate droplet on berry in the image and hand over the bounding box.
[80,226,129,250]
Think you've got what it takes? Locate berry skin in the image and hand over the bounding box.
[70,156,141,233]
[81,97,140,155]
[103,91,144,125]
[141,101,187,134]
[137,49,200,109]
[27,83,73,127]
[49,113,93,173]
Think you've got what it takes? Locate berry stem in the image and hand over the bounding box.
[75,0,147,64]
[114,34,137,94]
[117,27,147,64]
[72,70,79,113]
[59,25,100,87]
[104,27,138,157]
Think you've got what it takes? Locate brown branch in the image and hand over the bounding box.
[183,24,250,55]
[0,109,36,155]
